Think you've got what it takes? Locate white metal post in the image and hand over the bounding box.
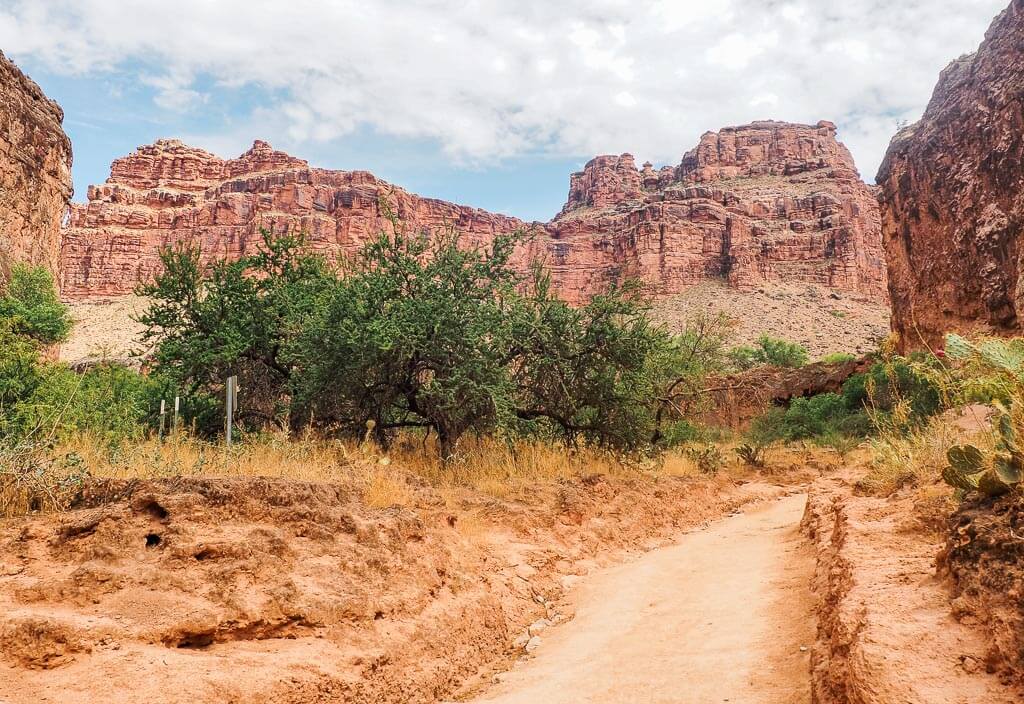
[226,377,234,447]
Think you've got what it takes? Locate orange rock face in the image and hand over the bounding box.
[0,51,73,278]
[62,121,886,303]
[878,1,1024,350]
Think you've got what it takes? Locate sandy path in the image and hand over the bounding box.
[468,493,814,704]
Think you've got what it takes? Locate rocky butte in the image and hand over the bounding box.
[0,50,73,278]
[62,121,886,303]
[878,0,1024,350]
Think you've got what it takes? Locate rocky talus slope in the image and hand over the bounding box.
[877,0,1024,350]
[62,121,886,303]
[0,50,73,277]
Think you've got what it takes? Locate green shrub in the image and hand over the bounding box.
[841,356,942,430]
[0,265,156,446]
[0,323,44,435]
[747,393,872,445]
[820,352,856,365]
[727,336,808,370]
[0,264,72,345]
[727,345,760,371]
[782,393,848,438]
[658,419,706,447]
[3,361,158,447]
[758,336,809,368]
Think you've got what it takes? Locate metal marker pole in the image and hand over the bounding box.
[226,377,234,447]
[173,396,180,434]
[159,399,166,442]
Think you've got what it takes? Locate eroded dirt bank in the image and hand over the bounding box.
[803,475,1023,703]
[940,493,1024,686]
[0,471,787,703]
[465,493,815,704]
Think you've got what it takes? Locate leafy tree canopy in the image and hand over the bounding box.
[0,264,72,346]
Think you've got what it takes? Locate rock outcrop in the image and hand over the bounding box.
[62,121,886,302]
[0,51,73,278]
[548,121,886,300]
[878,1,1024,350]
[61,139,530,299]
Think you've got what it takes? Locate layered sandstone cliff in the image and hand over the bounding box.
[0,51,73,278]
[548,121,886,299]
[878,1,1024,350]
[62,121,886,302]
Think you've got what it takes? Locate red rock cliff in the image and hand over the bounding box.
[62,121,886,303]
[547,121,886,300]
[0,51,73,278]
[877,1,1024,350]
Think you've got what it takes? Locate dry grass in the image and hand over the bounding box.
[858,405,994,496]
[1,431,717,519]
[60,432,358,482]
[383,435,702,497]
[361,467,415,509]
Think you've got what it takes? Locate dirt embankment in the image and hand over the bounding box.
[0,471,786,703]
[802,475,1023,703]
[940,493,1024,686]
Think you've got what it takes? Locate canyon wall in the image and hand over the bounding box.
[0,51,73,278]
[62,121,886,303]
[878,0,1024,350]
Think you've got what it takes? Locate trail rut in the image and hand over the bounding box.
[467,493,814,704]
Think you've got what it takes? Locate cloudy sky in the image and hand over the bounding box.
[0,0,1009,221]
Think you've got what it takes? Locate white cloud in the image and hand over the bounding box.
[0,0,1011,179]
[142,71,205,112]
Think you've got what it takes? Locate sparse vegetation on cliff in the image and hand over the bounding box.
[727,335,809,371]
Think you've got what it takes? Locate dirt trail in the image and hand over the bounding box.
[466,493,814,704]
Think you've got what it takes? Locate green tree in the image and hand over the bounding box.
[137,229,333,430]
[298,227,523,459]
[512,274,703,452]
[0,264,72,346]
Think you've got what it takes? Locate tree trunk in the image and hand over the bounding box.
[437,428,459,463]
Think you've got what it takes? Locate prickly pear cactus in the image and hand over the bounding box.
[976,470,1012,498]
[944,333,975,361]
[978,339,1024,377]
[941,462,980,493]
[943,445,984,492]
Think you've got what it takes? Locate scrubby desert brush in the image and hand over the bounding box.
[860,411,984,496]
[899,334,1024,499]
[0,442,90,518]
[817,431,860,460]
[685,444,724,475]
[735,442,769,467]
